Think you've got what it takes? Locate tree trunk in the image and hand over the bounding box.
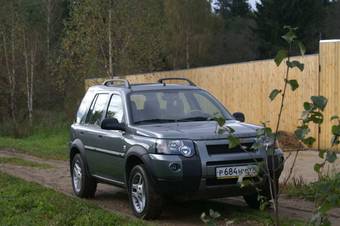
[2,30,16,122]
[10,11,16,124]
[23,31,30,124]
[108,8,113,78]
[185,31,190,69]
[29,47,35,126]
[46,0,53,104]
[23,30,34,126]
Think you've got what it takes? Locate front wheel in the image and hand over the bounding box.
[243,178,279,209]
[128,165,163,219]
[71,154,97,198]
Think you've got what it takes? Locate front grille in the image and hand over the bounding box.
[206,177,260,186]
[206,143,254,155]
[206,158,263,166]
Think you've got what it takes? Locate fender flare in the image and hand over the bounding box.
[124,145,153,183]
[69,139,90,172]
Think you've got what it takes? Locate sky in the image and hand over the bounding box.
[249,0,259,9]
[212,0,259,11]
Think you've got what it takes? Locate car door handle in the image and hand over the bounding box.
[80,131,84,135]
[98,134,103,138]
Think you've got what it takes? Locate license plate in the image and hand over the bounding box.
[216,165,257,179]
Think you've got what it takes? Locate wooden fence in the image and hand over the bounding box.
[86,40,340,150]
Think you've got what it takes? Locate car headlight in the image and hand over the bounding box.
[257,136,278,148]
[156,140,195,157]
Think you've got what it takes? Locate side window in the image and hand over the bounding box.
[77,90,95,124]
[85,94,109,126]
[106,95,124,123]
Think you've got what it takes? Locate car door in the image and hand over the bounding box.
[80,93,110,176]
[96,93,126,182]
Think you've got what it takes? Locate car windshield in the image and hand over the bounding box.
[129,89,232,124]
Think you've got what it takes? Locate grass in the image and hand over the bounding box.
[0,157,52,169]
[0,172,147,226]
[281,174,340,207]
[0,127,68,160]
[0,172,304,226]
[199,199,305,226]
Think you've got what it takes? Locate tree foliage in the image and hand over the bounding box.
[254,0,326,58]
[0,0,340,128]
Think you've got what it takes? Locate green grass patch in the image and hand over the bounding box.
[0,127,68,160]
[0,157,52,169]
[201,200,304,226]
[0,172,147,226]
[281,174,340,207]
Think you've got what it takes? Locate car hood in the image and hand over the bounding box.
[131,120,261,140]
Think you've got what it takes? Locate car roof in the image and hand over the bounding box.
[88,83,200,93]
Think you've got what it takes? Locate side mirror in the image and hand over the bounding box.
[233,112,245,122]
[101,118,126,131]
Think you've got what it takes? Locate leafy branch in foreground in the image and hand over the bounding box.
[295,96,339,225]
[222,26,306,226]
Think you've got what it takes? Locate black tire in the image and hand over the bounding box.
[243,193,266,209]
[128,165,163,219]
[243,178,279,209]
[71,154,97,198]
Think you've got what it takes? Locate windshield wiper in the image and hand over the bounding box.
[177,116,213,122]
[134,119,176,124]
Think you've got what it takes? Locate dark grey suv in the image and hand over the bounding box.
[69,78,284,219]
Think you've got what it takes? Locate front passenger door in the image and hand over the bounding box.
[96,94,126,182]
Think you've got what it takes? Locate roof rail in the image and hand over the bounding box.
[103,79,131,88]
[158,77,196,86]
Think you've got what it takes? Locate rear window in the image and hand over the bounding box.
[76,90,95,123]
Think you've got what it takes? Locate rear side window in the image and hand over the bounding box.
[85,94,109,126]
[76,90,95,123]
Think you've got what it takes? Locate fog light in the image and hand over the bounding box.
[169,162,181,172]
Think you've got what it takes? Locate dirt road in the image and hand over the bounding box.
[1,149,340,225]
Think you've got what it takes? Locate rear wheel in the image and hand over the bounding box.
[128,165,163,219]
[71,154,97,198]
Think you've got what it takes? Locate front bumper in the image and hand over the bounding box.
[146,139,284,198]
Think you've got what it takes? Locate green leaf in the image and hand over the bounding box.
[295,126,310,140]
[225,126,235,133]
[214,117,226,127]
[314,163,324,173]
[332,125,340,136]
[286,61,304,71]
[282,30,297,44]
[228,135,240,149]
[319,149,326,159]
[274,50,288,66]
[297,41,306,56]
[331,135,340,146]
[269,89,281,101]
[287,79,299,91]
[311,96,328,111]
[303,102,313,111]
[310,112,324,124]
[326,151,337,163]
[331,115,339,121]
[200,212,209,223]
[303,137,316,147]
[209,209,221,219]
[283,25,298,31]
